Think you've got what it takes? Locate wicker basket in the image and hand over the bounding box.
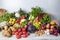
[0,9,6,15]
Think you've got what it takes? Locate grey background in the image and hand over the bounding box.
[0,0,60,22]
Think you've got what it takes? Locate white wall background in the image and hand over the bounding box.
[0,0,60,22]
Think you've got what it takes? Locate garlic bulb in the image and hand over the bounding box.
[45,29,50,35]
[15,12,20,18]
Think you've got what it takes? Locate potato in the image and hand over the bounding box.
[2,30,12,37]
[10,27,15,31]
[4,26,8,30]
[8,28,12,34]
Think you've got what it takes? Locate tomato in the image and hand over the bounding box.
[22,28,26,31]
[16,35,21,39]
[12,31,15,35]
[13,29,18,32]
[15,20,20,23]
[15,32,19,35]
[22,34,27,38]
[18,28,22,32]
[22,31,27,34]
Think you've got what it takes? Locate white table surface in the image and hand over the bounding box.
[0,32,60,40]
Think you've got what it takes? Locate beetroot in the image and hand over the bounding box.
[53,29,58,36]
[38,13,44,18]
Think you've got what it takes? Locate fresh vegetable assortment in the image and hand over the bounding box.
[0,7,60,39]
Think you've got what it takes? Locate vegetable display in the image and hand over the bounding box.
[0,7,59,39]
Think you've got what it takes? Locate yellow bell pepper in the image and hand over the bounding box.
[9,18,16,24]
[10,18,13,21]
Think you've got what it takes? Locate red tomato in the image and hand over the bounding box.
[13,29,18,32]
[12,31,15,35]
[22,31,27,34]
[15,20,20,23]
[19,32,22,35]
[16,35,21,39]
[15,32,19,35]
[18,28,22,32]
[21,34,27,38]
[22,28,26,31]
